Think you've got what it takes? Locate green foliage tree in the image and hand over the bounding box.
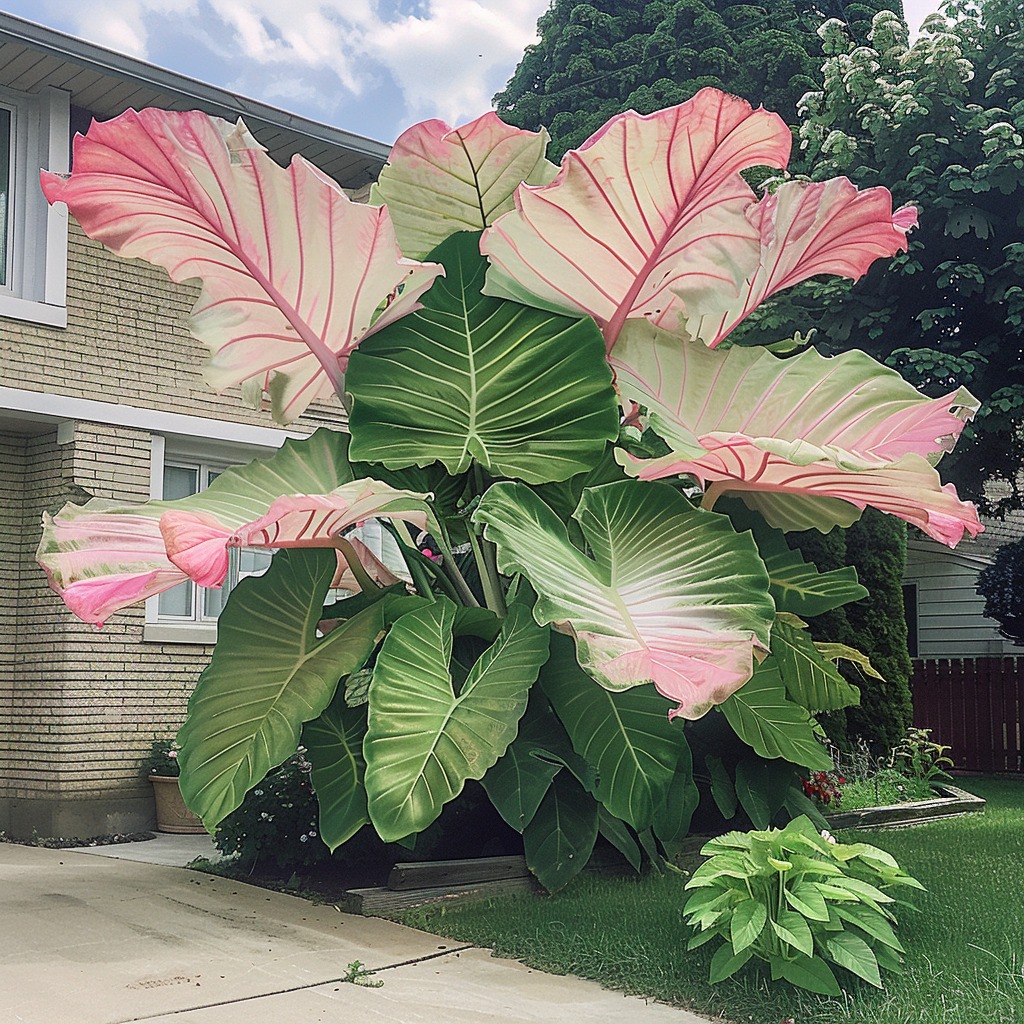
[793,511,914,752]
[495,0,902,157]
[739,1,1024,513]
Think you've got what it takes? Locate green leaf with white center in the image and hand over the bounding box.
[772,909,815,957]
[523,769,599,892]
[178,549,383,830]
[710,943,754,983]
[347,231,619,485]
[771,617,861,714]
[475,479,774,720]
[539,635,689,831]
[776,955,842,995]
[363,596,548,841]
[720,664,834,770]
[303,697,369,851]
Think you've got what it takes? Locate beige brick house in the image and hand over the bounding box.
[0,12,389,838]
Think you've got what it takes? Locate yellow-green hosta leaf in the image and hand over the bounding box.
[347,232,619,485]
[178,549,383,830]
[475,479,774,720]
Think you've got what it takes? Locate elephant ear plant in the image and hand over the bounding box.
[683,815,924,994]
[37,89,980,895]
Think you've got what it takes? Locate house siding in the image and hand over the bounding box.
[903,539,1014,658]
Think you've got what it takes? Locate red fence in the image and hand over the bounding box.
[912,657,1024,773]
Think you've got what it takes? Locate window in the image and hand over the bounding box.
[0,85,69,327]
[0,104,11,288]
[156,458,272,625]
[903,583,919,658]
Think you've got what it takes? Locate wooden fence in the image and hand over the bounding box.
[912,657,1024,773]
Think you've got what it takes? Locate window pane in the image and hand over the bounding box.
[0,107,10,288]
[163,465,198,500]
[159,580,194,617]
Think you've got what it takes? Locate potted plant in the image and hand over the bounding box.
[145,739,206,834]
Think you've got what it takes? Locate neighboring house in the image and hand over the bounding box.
[903,513,1024,659]
[0,12,389,838]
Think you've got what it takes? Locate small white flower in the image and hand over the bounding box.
[821,829,837,844]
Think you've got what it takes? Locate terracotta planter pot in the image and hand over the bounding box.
[149,774,206,834]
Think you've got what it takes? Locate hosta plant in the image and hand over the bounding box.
[36,88,981,892]
[683,815,924,993]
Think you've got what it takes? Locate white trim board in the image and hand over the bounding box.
[0,386,304,447]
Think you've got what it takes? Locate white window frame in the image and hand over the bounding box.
[143,433,278,644]
[0,84,69,328]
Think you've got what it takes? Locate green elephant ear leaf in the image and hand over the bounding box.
[178,549,383,829]
[523,769,599,892]
[475,478,774,720]
[538,635,689,832]
[720,665,833,770]
[481,691,565,833]
[347,231,619,485]
[364,596,549,841]
[303,696,370,851]
[719,500,869,616]
[772,617,861,714]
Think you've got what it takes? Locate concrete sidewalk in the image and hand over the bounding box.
[0,842,715,1024]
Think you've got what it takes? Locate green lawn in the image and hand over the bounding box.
[404,777,1024,1024]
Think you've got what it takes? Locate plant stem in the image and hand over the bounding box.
[470,464,507,615]
[469,528,506,615]
[335,537,381,595]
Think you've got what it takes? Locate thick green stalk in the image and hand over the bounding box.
[336,537,381,595]
[469,528,507,616]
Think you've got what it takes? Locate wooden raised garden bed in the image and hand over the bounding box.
[824,782,985,830]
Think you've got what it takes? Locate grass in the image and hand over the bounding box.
[837,770,934,810]
[403,777,1024,1024]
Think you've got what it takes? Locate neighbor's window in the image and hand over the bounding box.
[156,460,272,623]
[0,85,69,327]
[0,104,11,289]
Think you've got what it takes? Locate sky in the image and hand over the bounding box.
[2,0,945,145]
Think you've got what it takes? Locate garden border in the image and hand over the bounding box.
[823,782,985,829]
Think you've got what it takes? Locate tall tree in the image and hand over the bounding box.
[495,0,902,157]
[738,1,1024,513]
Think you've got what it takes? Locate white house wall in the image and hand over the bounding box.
[904,538,1015,658]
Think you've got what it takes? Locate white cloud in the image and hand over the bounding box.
[367,0,547,124]
[52,0,545,130]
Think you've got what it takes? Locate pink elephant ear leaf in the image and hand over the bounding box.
[613,326,982,543]
[374,112,558,259]
[691,178,917,347]
[40,108,442,423]
[480,88,792,350]
[475,479,774,719]
[161,512,232,588]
